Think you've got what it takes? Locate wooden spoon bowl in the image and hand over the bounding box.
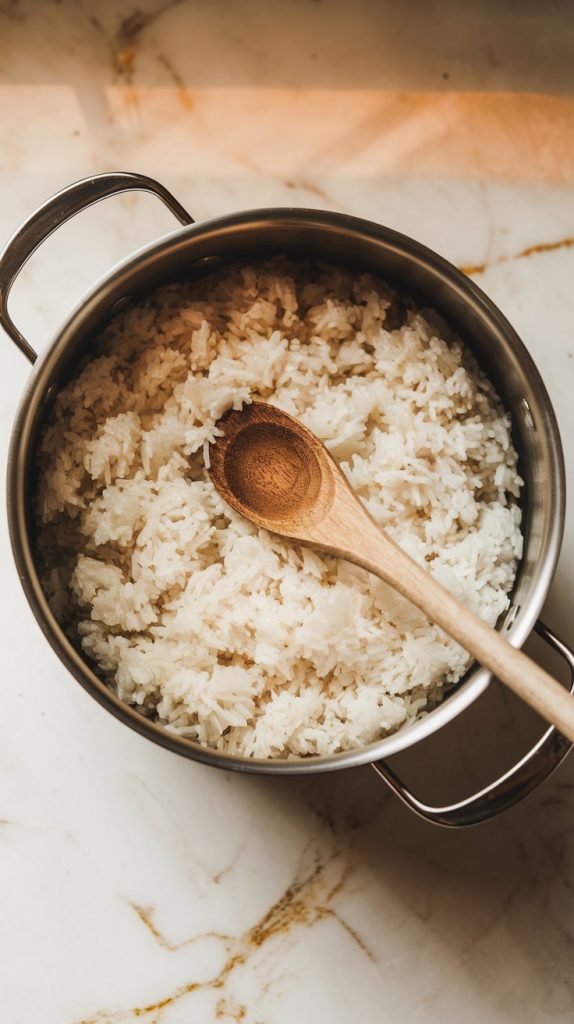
[209,403,333,536]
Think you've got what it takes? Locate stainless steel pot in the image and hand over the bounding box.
[2,172,573,827]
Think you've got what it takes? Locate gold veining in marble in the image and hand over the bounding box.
[78,844,370,1023]
[156,54,194,109]
[113,2,187,80]
[129,903,232,953]
[461,237,574,276]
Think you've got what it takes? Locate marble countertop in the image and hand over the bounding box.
[1,2,574,1021]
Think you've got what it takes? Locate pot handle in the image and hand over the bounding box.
[0,171,193,363]
[372,621,574,827]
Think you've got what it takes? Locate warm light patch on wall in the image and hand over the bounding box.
[101,88,574,185]
[2,84,573,187]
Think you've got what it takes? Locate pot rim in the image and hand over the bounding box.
[7,206,567,774]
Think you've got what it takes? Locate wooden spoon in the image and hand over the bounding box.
[208,401,574,742]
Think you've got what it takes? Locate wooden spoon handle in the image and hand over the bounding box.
[375,530,574,742]
[309,485,574,742]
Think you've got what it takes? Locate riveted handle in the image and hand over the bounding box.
[0,171,193,363]
[372,621,574,827]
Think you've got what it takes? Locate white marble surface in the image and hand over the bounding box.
[1,2,574,1021]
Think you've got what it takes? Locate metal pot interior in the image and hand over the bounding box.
[9,210,566,773]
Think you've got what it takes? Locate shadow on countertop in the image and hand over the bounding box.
[1,0,574,97]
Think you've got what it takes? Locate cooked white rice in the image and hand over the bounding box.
[36,261,523,758]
